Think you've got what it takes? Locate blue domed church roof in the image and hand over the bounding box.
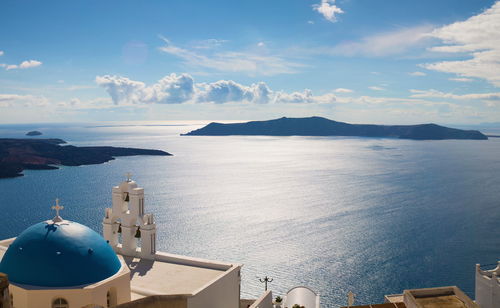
[0,220,121,287]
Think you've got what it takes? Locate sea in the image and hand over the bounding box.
[0,122,499,307]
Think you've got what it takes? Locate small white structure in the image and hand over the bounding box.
[475,261,500,308]
[283,286,320,308]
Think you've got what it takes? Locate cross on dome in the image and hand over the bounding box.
[51,198,64,223]
[125,172,133,182]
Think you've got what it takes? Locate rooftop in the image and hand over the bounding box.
[413,295,468,308]
[403,286,478,308]
[124,253,235,299]
[385,294,405,304]
[0,238,10,259]
[341,303,406,308]
[341,286,478,308]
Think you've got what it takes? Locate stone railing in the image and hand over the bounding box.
[477,261,500,280]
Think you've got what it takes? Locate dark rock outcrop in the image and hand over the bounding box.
[0,138,172,179]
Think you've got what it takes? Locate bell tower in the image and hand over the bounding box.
[103,174,157,259]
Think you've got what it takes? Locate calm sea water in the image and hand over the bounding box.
[1,122,499,307]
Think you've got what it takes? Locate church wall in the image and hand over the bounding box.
[29,289,92,308]
[9,285,93,308]
[9,283,30,307]
[187,265,241,308]
[8,263,130,308]
[88,267,131,307]
[115,295,188,308]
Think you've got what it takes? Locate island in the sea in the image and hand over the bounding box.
[182,116,488,140]
[0,138,172,178]
[26,130,42,136]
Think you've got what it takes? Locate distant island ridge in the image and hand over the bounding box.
[26,130,42,136]
[0,138,171,178]
[182,116,488,140]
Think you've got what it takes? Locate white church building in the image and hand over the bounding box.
[0,176,242,308]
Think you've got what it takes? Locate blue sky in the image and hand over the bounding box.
[1,0,500,124]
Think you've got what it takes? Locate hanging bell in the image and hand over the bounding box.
[124,192,129,202]
[135,227,141,238]
[117,224,122,233]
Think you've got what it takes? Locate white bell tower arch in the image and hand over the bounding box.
[103,173,157,259]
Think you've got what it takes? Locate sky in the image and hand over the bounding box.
[1,0,500,124]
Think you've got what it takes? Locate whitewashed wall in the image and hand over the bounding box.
[187,265,241,308]
[476,264,500,308]
[249,290,273,308]
[8,261,130,308]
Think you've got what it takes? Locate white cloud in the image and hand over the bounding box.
[369,86,385,91]
[334,95,449,107]
[19,60,42,69]
[192,39,228,49]
[331,25,434,57]
[410,89,500,100]
[308,20,315,25]
[257,42,265,47]
[326,93,493,124]
[409,71,426,76]
[274,89,314,104]
[158,36,303,76]
[424,2,500,87]
[0,94,115,110]
[0,94,48,107]
[65,85,96,91]
[95,73,195,105]
[334,88,353,93]
[273,89,336,104]
[96,73,337,105]
[93,73,498,123]
[55,97,114,109]
[313,0,344,23]
[69,98,80,106]
[0,50,43,70]
[197,80,267,104]
[3,59,42,70]
[449,77,473,82]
